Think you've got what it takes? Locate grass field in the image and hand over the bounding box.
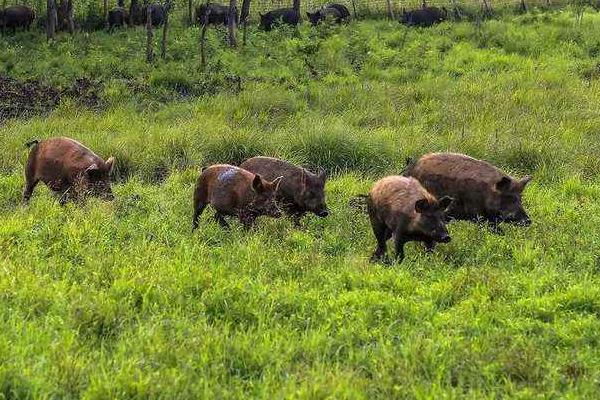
[2,8,600,398]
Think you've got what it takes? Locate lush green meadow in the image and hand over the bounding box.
[2,9,600,398]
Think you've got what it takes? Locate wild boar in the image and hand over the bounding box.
[192,165,282,230]
[404,152,533,232]
[130,0,165,26]
[129,0,142,24]
[196,3,235,26]
[0,5,35,33]
[240,156,328,225]
[368,176,452,263]
[400,6,447,27]
[306,3,350,25]
[259,8,299,31]
[108,0,129,29]
[23,137,115,204]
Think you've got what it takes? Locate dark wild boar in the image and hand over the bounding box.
[108,0,129,29]
[130,0,165,26]
[240,156,328,225]
[192,165,282,230]
[0,5,35,32]
[400,6,447,27]
[259,8,299,31]
[306,3,350,25]
[196,3,235,26]
[405,152,533,232]
[129,0,142,24]
[368,176,452,263]
[23,137,115,204]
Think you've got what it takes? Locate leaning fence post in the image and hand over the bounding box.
[200,22,207,69]
[240,0,251,45]
[161,0,171,59]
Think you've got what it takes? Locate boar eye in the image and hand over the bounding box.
[86,168,103,180]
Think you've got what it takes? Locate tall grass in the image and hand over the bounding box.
[1,10,600,398]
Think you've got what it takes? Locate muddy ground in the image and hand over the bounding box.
[0,75,102,124]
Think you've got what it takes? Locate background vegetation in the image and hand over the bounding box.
[2,8,600,398]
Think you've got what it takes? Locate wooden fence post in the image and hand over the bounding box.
[519,0,527,12]
[386,0,395,20]
[146,5,154,63]
[188,0,193,24]
[161,1,171,59]
[481,0,491,16]
[293,0,300,18]
[46,0,57,40]
[240,0,251,45]
[104,0,109,29]
[66,0,74,33]
[200,22,207,69]
[228,0,237,47]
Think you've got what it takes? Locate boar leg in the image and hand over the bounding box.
[394,235,406,263]
[192,203,206,231]
[22,179,39,204]
[291,211,306,228]
[424,241,436,253]
[214,212,230,229]
[192,184,209,231]
[369,218,391,263]
[488,220,504,235]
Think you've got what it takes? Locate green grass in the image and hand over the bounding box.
[2,9,600,398]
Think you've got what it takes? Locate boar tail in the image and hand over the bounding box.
[349,194,369,213]
[25,140,39,149]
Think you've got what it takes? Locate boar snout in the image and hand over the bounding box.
[103,192,115,201]
[438,233,451,243]
[516,216,531,227]
[316,208,329,218]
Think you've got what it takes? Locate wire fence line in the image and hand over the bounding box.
[0,0,590,29]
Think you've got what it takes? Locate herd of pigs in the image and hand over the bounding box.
[0,2,448,33]
[21,137,533,263]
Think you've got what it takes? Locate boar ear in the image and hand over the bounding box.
[519,175,533,191]
[252,174,264,192]
[414,199,431,214]
[318,168,327,182]
[438,196,453,211]
[105,156,115,175]
[495,176,512,192]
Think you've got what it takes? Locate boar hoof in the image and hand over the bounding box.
[488,223,504,235]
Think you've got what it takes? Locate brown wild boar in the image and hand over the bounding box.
[368,176,452,263]
[240,156,328,225]
[405,152,533,232]
[192,165,283,230]
[23,137,115,204]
